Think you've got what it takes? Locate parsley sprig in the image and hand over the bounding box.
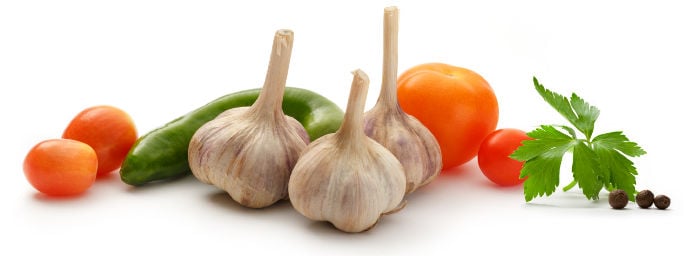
[510,77,646,202]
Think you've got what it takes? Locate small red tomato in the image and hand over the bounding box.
[477,128,531,186]
[63,105,137,175]
[24,139,98,196]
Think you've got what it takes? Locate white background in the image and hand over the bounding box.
[2,0,698,255]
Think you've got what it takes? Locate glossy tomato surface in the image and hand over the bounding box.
[23,139,98,196]
[398,63,499,170]
[477,128,531,186]
[63,105,137,175]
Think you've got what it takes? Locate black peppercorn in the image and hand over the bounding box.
[635,190,654,209]
[608,189,628,209]
[654,195,671,210]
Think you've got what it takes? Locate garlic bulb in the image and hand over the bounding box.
[188,29,309,208]
[288,70,406,233]
[364,6,442,194]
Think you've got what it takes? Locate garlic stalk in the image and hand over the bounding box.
[288,70,406,233]
[364,6,442,194]
[188,29,309,208]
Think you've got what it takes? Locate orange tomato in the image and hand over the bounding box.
[24,139,98,196]
[62,105,137,175]
[397,63,499,170]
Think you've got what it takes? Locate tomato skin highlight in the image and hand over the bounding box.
[23,139,98,196]
[397,63,499,170]
[477,128,531,186]
[63,105,137,175]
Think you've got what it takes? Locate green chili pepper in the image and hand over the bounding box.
[120,87,344,186]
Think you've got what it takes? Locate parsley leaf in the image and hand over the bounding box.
[592,131,647,157]
[571,141,602,200]
[592,132,646,200]
[533,77,600,140]
[511,125,575,201]
[511,77,646,202]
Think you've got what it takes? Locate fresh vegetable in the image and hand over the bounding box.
[120,86,343,186]
[510,77,646,202]
[397,63,499,170]
[608,189,629,209]
[477,128,531,186]
[189,30,308,208]
[289,69,406,233]
[363,7,441,194]
[23,139,98,196]
[63,105,137,176]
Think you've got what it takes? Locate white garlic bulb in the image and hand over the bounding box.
[288,70,407,233]
[188,29,309,208]
[364,6,442,194]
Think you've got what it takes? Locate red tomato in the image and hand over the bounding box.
[477,128,531,186]
[63,105,137,175]
[23,139,98,196]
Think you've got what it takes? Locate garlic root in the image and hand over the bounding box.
[364,6,442,194]
[288,70,406,233]
[188,29,309,208]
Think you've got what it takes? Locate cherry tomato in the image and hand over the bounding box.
[24,139,98,196]
[398,63,499,170]
[477,128,531,186]
[63,105,137,175]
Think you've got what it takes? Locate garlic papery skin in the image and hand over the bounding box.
[188,29,309,208]
[288,70,406,233]
[364,6,442,194]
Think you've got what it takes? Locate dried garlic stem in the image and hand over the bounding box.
[250,29,293,119]
[364,6,443,194]
[336,71,370,143]
[378,6,400,109]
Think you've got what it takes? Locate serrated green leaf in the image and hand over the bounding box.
[524,76,646,203]
[521,155,564,202]
[592,131,647,157]
[513,125,577,201]
[571,141,603,200]
[533,77,600,140]
[511,125,573,162]
[592,139,640,200]
[570,93,600,139]
[533,77,577,125]
[555,125,578,139]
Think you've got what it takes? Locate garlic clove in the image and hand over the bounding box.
[364,6,443,195]
[288,70,407,233]
[188,29,309,208]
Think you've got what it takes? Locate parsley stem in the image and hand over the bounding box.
[562,180,577,191]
